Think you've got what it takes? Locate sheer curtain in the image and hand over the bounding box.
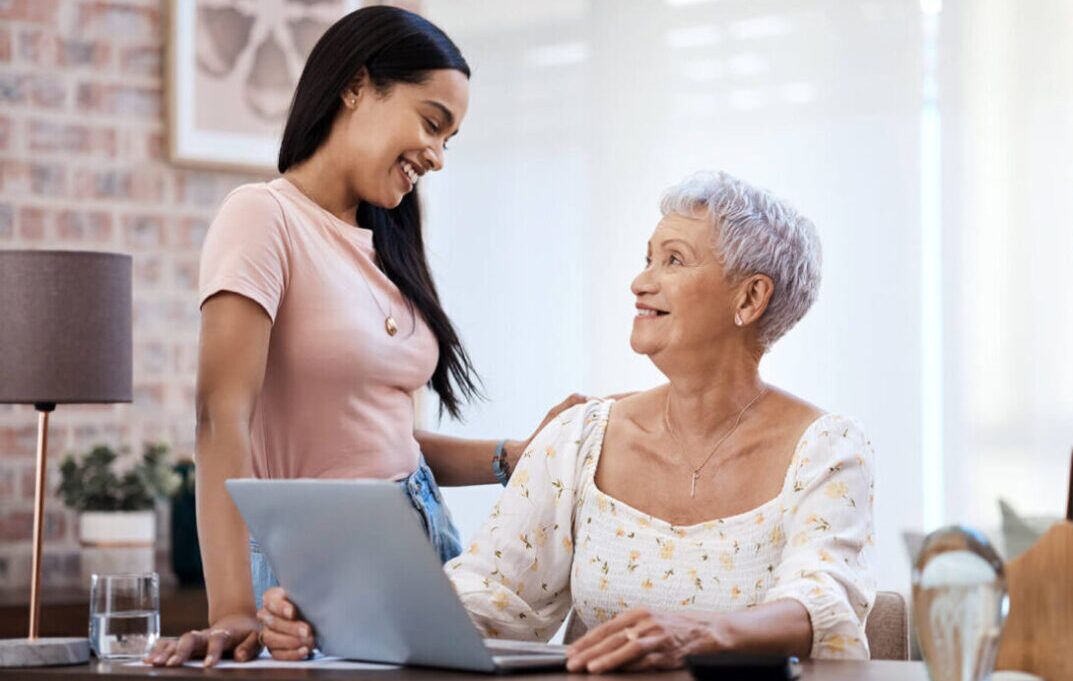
[941,0,1073,540]
[418,0,1073,593]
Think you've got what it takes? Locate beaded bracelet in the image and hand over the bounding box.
[492,439,511,486]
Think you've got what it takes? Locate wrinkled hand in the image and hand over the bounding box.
[518,393,589,458]
[257,586,315,661]
[565,607,720,673]
[144,612,261,668]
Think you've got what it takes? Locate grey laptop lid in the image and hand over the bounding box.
[227,478,502,672]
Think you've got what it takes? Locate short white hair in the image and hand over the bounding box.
[660,171,822,349]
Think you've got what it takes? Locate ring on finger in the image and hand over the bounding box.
[209,629,231,641]
[624,626,641,642]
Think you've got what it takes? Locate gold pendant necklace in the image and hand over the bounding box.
[284,174,401,337]
[355,259,398,337]
[351,248,399,337]
[663,385,767,498]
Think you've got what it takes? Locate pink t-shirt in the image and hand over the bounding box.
[198,177,438,480]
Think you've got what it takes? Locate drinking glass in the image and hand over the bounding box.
[89,572,160,660]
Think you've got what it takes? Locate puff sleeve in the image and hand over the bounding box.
[762,416,877,659]
[445,401,606,641]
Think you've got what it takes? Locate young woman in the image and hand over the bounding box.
[146,6,581,668]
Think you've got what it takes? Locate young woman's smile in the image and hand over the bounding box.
[339,68,469,209]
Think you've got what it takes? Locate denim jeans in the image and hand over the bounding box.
[248,455,461,611]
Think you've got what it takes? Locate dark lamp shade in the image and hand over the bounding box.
[0,250,132,405]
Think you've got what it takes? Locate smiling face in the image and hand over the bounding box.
[336,68,469,209]
[630,212,740,362]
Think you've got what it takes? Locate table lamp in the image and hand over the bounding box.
[0,250,132,667]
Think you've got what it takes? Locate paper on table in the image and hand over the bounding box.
[125,651,399,670]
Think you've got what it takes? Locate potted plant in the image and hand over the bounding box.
[57,443,180,582]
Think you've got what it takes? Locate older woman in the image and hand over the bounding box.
[260,171,876,673]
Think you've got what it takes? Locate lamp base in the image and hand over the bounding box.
[0,637,90,667]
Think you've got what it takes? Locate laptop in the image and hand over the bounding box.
[226,478,567,673]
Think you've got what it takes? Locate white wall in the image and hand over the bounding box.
[418,0,1073,595]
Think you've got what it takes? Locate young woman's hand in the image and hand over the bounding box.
[143,613,262,667]
[519,392,637,458]
[257,587,316,660]
[514,393,589,461]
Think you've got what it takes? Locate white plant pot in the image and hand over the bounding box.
[79,511,156,586]
[79,511,156,547]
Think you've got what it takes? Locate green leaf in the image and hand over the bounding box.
[54,442,178,512]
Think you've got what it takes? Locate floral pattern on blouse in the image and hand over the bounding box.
[445,399,876,659]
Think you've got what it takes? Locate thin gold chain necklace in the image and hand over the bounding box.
[662,385,767,498]
[354,259,399,337]
[285,175,398,336]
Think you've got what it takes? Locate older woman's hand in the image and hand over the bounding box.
[565,607,723,673]
[257,587,315,660]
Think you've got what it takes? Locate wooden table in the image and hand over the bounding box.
[1,659,927,680]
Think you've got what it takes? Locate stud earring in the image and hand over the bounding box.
[734,313,743,327]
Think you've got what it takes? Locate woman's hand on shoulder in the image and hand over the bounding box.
[258,587,315,660]
[565,607,725,673]
[144,612,261,667]
[513,393,589,462]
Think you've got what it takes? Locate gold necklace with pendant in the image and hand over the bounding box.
[355,259,399,336]
[663,385,767,498]
[283,174,400,337]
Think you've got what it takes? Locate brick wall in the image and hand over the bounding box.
[0,0,267,590]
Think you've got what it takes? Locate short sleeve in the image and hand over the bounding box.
[199,184,291,322]
[762,416,877,660]
[444,400,606,641]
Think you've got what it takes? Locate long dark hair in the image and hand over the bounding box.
[278,6,480,419]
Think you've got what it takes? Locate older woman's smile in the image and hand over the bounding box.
[635,303,668,319]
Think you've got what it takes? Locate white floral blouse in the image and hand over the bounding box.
[445,399,877,659]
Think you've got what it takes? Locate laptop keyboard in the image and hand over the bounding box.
[485,639,568,657]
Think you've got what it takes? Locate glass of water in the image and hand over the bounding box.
[89,572,160,660]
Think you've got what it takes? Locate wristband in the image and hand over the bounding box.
[492,440,511,486]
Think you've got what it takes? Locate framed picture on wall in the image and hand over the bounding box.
[166,0,363,173]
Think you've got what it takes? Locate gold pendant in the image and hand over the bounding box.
[385,316,398,336]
